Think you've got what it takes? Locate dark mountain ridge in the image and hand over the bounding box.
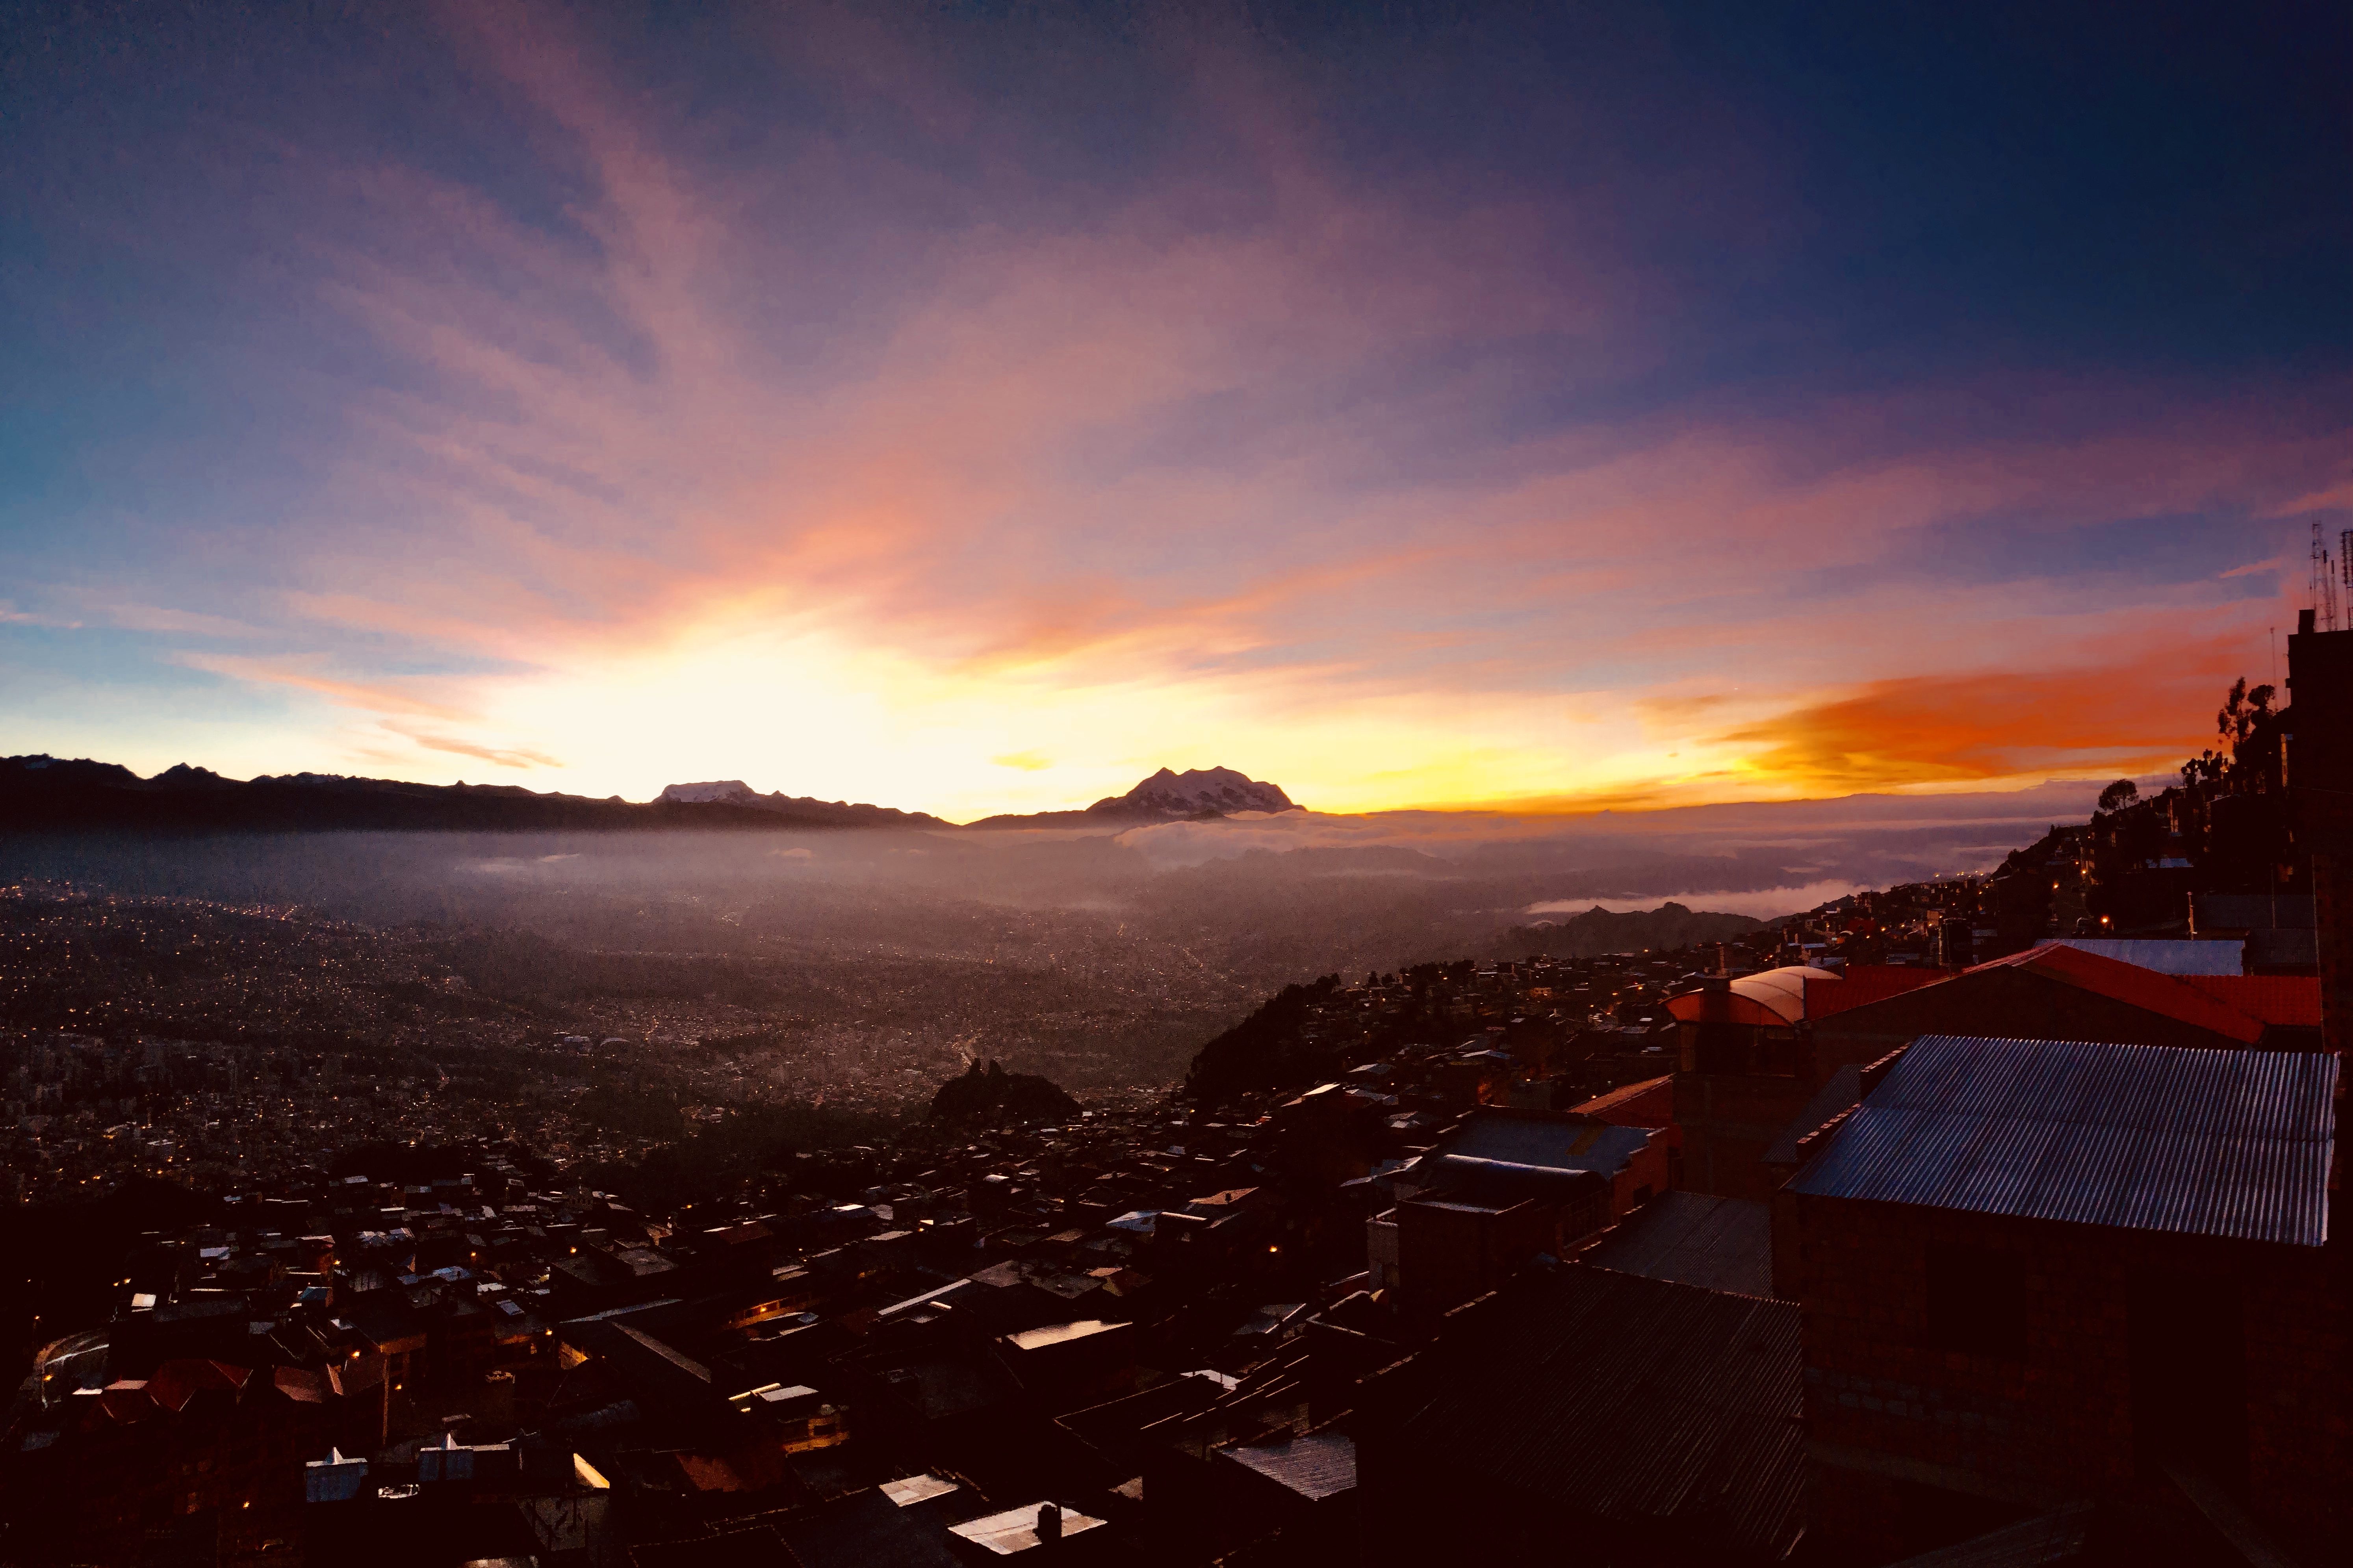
[3,755,1298,836]
[0,755,939,835]
[1501,901,1763,960]
[655,779,946,827]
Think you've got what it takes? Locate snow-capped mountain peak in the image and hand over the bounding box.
[658,780,758,804]
[1092,765,1296,817]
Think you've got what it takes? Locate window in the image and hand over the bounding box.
[1924,1242,2026,1358]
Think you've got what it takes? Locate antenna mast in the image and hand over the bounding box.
[2313,520,2342,632]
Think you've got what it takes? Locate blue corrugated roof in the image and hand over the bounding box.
[1785,1035,2336,1247]
[2034,937,2244,975]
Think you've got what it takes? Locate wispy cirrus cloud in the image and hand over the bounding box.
[399,730,564,770]
[169,653,474,725]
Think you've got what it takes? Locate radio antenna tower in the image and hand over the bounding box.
[2312,519,2342,632]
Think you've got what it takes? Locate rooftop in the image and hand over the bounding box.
[948,1501,1107,1555]
[1666,964,1838,1028]
[1568,1075,1672,1127]
[1218,1428,1357,1501]
[1390,1264,1804,1557]
[1787,1034,2338,1247]
[1961,944,2268,1045]
[2179,974,2323,1029]
[2034,937,2243,976]
[1428,1108,1652,1179]
[1579,1193,1775,1298]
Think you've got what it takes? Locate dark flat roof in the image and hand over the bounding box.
[1580,1192,1775,1297]
[1395,1265,1803,1557]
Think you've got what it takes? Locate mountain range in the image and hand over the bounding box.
[964,765,1298,829]
[0,755,1295,835]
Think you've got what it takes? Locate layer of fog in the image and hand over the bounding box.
[1,778,2094,974]
[0,781,2093,1088]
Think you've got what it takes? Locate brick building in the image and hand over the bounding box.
[1778,1033,2343,1561]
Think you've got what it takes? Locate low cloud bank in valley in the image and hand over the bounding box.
[0,779,2103,1087]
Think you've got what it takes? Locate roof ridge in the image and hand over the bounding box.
[2000,944,2268,1043]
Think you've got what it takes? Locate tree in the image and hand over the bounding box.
[2097,778,2139,814]
[2218,678,2276,756]
[2215,677,2285,796]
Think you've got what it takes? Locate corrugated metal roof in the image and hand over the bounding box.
[1219,1429,1357,1501]
[1392,1265,1803,1557]
[1787,1035,2337,1247]
[2034,938,2244,975]
[1581,1193,1776,1297]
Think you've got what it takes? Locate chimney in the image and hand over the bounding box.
[2288,615,2353,1049]
[1037,1501,1063,1543]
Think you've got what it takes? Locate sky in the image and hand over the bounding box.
[2,1,2347,822]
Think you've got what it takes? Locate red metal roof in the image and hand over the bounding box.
[2180,975,2323,1028]
[1570,1075,1673,1128]
[1803,964,1949,1019]
[1964,943,2267,1045]
[271,1366,329,1403]
[144,1359,251,1414]
[97,1381,154,1423]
